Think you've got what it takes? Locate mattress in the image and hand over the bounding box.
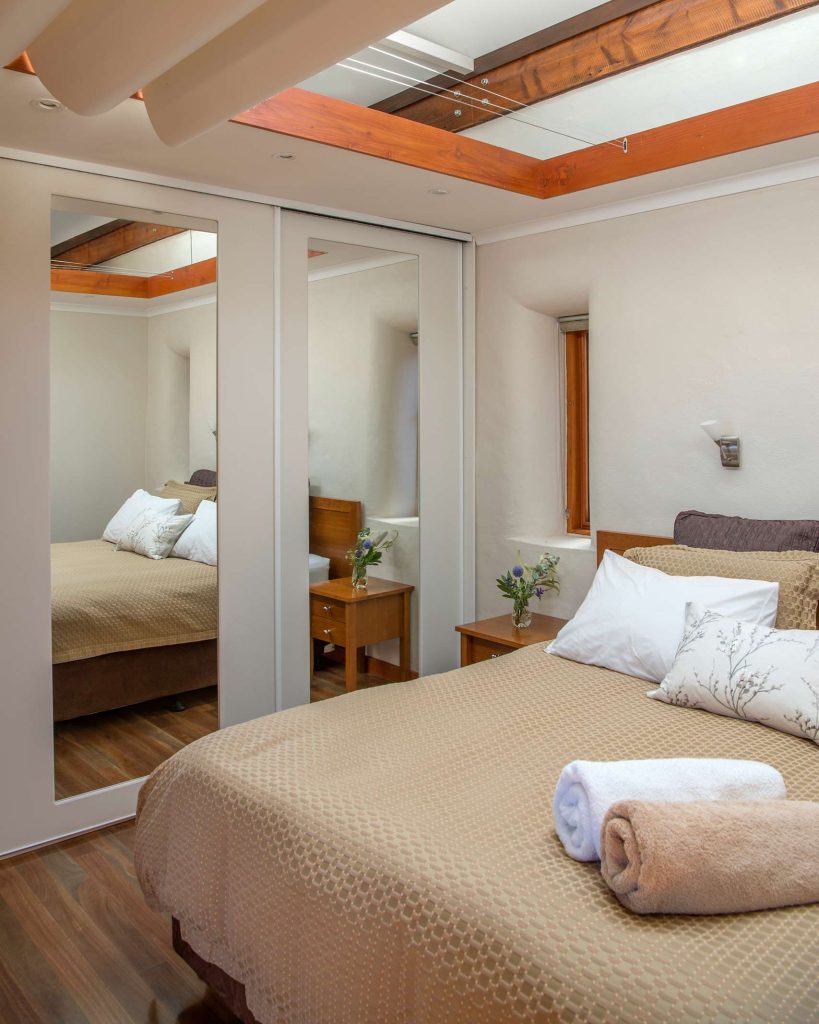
[135,645,819,1024]
[308,552,330,583]
[52,539,217,663]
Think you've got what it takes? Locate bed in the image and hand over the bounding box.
[51,484,360,721]
[134,528,819,1023]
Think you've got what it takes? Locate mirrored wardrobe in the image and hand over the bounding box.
[49,198,219,799]
[306,239,420,700]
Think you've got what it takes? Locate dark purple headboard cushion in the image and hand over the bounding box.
[674,510,819,552]
[188,469,217,488]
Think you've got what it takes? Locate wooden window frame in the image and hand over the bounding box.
[565,329,590,535]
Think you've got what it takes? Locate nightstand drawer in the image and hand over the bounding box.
[310,595,345,622]
[469,637,514,664]
[311,615,347,645]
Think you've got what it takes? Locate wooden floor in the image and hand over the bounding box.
[0,822,240,1024]
[54,688,219,801]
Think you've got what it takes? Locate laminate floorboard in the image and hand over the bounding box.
[0,823,239,1023]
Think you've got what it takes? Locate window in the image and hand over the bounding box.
[565,329,590,535]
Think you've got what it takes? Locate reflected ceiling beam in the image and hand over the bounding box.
[51,257,217,299]
[53,222,186,265]
[51,219,130,260]
[540,80,819,198]
[234,87,545,197]
[390,0,819,132]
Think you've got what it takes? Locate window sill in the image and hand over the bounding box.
[509,534,593,553]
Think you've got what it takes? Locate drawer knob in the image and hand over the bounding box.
[322,605,333,613]
[323,628,333,637]
[490,653,501,659]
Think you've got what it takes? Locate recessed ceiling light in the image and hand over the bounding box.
[30,97,63,112]
[273,152,295,160]
[427,187,449,196]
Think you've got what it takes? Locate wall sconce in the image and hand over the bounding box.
[700,420,740,468]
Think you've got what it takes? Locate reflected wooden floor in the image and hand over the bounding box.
[54,687,219,801]
[311,662,393,701]
[0,822,239,1024]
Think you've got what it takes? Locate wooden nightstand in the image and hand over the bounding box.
[456,613,567,667]
[309,576,414,692]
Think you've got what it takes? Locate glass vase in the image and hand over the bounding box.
[512,604,532,629]
[352,565,368,590]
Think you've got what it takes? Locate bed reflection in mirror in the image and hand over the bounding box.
[50,198,218,799]
[306,239,419,701]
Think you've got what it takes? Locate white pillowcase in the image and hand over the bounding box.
[115,507,193,560]
[172,498,217,566]
[548,551,779,682]
[650,603,819,745]
[103,489,181,545]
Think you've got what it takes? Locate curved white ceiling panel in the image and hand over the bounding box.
[0,0,70,67]
[142,0,448,146]
[28,0,269,116]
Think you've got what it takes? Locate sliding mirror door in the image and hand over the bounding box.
[306,241,420,700]
[277,212,470,711]
[50,198,219,799]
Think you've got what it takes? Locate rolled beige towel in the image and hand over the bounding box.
[601,799,819,915]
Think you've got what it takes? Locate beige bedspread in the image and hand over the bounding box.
[135,646,819,1024]
[52,540,217,663]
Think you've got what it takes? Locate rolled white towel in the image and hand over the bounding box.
[553,758,786,862]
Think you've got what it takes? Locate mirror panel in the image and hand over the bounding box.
[306,239,420,700]
[50,198,218,799]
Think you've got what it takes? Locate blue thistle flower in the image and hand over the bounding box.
[512,564,524,578]
[362,539,373,550]
[535,587,544,599]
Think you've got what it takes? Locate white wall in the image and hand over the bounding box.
[308,260,418,518]
[476,176,819,619]
[50,310,148,541]
[147,301,216,482]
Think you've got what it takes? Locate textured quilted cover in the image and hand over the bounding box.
[135,646,819,1024]
[624,545,819,630]
[52,539,217,663]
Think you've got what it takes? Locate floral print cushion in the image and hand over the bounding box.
[649,603,819,746]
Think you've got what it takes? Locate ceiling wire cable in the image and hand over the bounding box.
[365,45,627,152]
[339,58,626,152]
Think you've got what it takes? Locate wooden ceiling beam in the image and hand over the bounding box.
[540,80,819,198]
[54,221,187,266]
[372,0,659,116]
[393,0,819,133]
[232,87,545,197]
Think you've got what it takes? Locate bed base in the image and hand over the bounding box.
[172,918,260,1024]
[52,639,216,721]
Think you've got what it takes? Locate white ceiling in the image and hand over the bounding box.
[4,0,819,242]
[300,0,610,107]
[50,209,115,245]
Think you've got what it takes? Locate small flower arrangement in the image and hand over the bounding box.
[348,527,398,589]
[496,552,560,628]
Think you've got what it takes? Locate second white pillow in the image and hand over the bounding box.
[548,551,779,682]
[172,498,217,566]
[115,508,193,560]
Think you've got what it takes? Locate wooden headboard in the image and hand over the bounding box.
[309,496,363,579]
[595,530,672,565]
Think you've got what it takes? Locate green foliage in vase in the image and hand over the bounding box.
[347,527,398,583]
[496,552,560,618]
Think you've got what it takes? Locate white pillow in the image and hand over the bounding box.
[115,507,193,560]
[172,498,217,566]
[548,551,779,682]
[103,489,181,545]
[649,603,819,745]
